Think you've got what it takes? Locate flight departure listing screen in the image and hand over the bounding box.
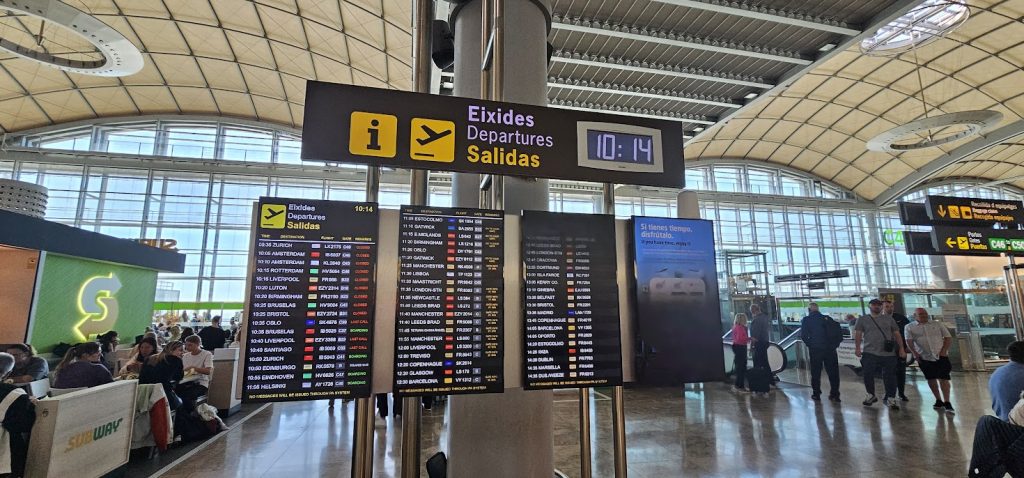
[242,198,379,402]
[394,206,504,395]
[521,211,623,390]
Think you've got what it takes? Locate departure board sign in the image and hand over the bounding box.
[521,211,622,390]
[302,81,685,188]
[394,206,504,395]
[243,198,379,402]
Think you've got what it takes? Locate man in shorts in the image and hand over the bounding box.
[904,308,954,413]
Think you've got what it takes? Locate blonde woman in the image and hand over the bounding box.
[731,313,750,393]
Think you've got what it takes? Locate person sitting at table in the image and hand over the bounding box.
[140,341,185,410]
[97,331,120,373]
[120,336,158,376]
[53,342,114,389]
[168,325,182,343]
[1,352,36,478]
[178,336,213,404]
[180,327,196,342]
[3,344,47,384]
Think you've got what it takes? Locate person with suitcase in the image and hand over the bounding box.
[731,313,750,393]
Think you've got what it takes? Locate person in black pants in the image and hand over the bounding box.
[801,302,842,402]
[730,313,750,392]
[749,304,771,371]
[854,299,907,410]
[885,300,911,401]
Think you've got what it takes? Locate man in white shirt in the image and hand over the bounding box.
[904,308,954,413]
[181,335,214,392]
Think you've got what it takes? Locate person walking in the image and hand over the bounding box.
[990,341,1024,422]
[731,313,750,393]
[749,304,771,371]
[801,302,843,402]
[885,300,911,401]
[904,308,954,413]
[854,298,907,410]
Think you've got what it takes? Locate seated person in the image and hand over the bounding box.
[120,336,158,376]
[991,341,1024,421]
[52,342,113,389]
[3,344,48,384]
[96,331,120,373]
[0,352,36,478]
[140,341,184,410]
[179,336,213,399]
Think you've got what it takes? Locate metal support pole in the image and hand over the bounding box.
[1007,255,1024,341]
[602,183,615,215]
[578,388,592,478]
[401,2,434,476]
[352,397,374,478]
[612,385,627,478]
[603,183,628,478]
[480,0,492,101]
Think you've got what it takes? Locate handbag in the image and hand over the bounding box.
[868,316,896,353]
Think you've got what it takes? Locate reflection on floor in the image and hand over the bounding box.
[155,368,990,477]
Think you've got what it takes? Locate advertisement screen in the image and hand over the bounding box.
[632,217,724,385]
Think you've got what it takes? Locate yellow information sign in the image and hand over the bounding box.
[349,111,397,158]
[260,204,286,229]
[410,118,456,162]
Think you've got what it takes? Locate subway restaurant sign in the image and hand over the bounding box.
[301,81,685,188]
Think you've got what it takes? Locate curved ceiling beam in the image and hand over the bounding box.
[649,0,861,36]
[873,119,1024,206]
[689,0,922,144]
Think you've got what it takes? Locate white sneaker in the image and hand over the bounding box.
[375,415,386,428]
[732,386,749,394]
[884,397,900,410]
[862,394,878,406]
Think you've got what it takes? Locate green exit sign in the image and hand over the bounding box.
[989,238,1024,251]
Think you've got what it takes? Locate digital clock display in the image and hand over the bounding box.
[586,130,655,165]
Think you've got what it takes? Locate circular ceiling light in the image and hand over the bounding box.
[860,0,970,56]
[0,0,143,76]
[866,110,1003,153]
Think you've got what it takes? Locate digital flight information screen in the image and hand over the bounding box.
[393,205,505,395]
[242,198,379,403]
[520,210,623,390]
[586,130,655,164]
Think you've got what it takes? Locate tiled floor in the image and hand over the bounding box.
[155,367,992,477]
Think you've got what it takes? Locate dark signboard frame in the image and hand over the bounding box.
[302,81,685,188]
[930,225,1024,255]
[520,210,623,390]
[924,195,1024,227]
[629,216,725,385]
[392,205,505,396]
[775,270,850,283]
[242,198,379,403]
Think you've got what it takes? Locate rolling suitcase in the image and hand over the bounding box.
[747,366,772,395]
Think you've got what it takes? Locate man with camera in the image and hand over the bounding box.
[854,298,907,410]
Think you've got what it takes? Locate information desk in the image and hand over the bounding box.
[393,206,505,395]
[520,211,623,389]
[26,380,138,478]
[242,198,379,402]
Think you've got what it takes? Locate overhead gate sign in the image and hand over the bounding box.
[301,81,685,188]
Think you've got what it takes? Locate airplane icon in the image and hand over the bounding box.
[417,124,452,146]
[264,207,284,220]
[410,118,456,163]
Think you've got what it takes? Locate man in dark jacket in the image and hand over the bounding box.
[885,300,911,401]
[801,302,841,402]
[749,304,772,371]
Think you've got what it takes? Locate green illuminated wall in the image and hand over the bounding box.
[30,253,158,353]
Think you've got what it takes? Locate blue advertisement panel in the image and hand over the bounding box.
[632,217,725,384]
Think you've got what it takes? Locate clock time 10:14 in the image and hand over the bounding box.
[586,130,654,165]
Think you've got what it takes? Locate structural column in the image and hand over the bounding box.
[448,0,554,477]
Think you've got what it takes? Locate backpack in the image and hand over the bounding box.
[825,318,844,349]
